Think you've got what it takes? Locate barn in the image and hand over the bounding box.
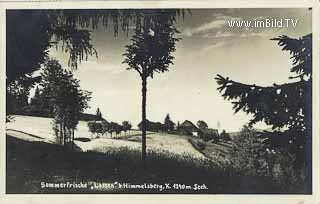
[177,120,202,137]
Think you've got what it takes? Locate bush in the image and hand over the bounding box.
[267,150,307,193]
[229,126,308,193]
[201,130,219,143]
[220,130,231,141]
[197,140,206,151]
[188,138,206,151]
[230,126,269,177]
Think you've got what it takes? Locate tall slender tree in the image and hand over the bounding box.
[123,14,180,168]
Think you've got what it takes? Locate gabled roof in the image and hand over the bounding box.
[180,120,199,130]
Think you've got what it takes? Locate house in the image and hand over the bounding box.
[137,120,166,132]
[177,120,202,137]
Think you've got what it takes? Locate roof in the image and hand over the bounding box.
[180,120,198,128]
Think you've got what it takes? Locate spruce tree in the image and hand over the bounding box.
[164,114,175,132]
[96,107,103,120]
[215,34,312,167]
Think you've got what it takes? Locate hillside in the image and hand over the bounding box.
[6,115,205,159]
[6,115,286,194]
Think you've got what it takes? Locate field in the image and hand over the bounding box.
[6,115,205,158]
[6,115,281,194]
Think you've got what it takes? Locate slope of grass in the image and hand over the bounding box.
[7,115,205,158]
[6,115,298,194]
[7,134,284,194]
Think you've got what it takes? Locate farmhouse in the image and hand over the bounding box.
[137,120,166,132]
[177,120,202,137]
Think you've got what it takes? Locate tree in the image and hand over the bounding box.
[6,10,186,122]
[6,9,186,86]
[123,14,180,169]
[29,86,43,116]
[108,122,118,138]
[197,120,208,130]
[164,114,175,133]
[40,59,91,149]
[101,120,109,136]
[230,126,269,177]
[122,121,132,136]
[215,34,312,185]
[88,121,97,137]
[220,130,231,141]
[114,123,123,137]
[96,108,103,120]
[6,77,31,115]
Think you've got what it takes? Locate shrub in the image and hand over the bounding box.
[268,150,307,193]
[220,130,231,141]
[201,130,219,143]
[188,138,206,151]
[230,126,269,177]
[197,140,206,151]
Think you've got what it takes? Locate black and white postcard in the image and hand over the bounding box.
[1,0,319,204]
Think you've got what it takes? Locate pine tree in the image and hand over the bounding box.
[215,34,311,166]
[164,114,175,132]
[96,107,103,120]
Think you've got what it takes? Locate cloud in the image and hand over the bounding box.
[202,30,235,38]
[202,41,227,51]
[238,28,283,38]
[77,59,127,75]
[181,15,243,37]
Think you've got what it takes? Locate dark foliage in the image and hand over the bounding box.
[6,9,187,85]
[215,34,312,157]
[40,59,91,146]
[164,114,175,132]
[197,120,209,130]
[95,108,103,120]
[220,130,232,141]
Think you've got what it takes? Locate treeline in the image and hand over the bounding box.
[7,86,99,122]
[88,120,132,138]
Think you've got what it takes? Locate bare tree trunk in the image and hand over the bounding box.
[60,123,63,145]
[72,128,75,151]
[141,77,147,169]
[63,123,66,147]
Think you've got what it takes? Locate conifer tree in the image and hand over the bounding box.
[164,114,175,132]
[215,34,312,166]
[96,108,103,120]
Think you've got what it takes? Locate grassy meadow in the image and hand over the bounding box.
[6,115,296,194]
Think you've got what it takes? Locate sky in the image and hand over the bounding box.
[44,8,311,132]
